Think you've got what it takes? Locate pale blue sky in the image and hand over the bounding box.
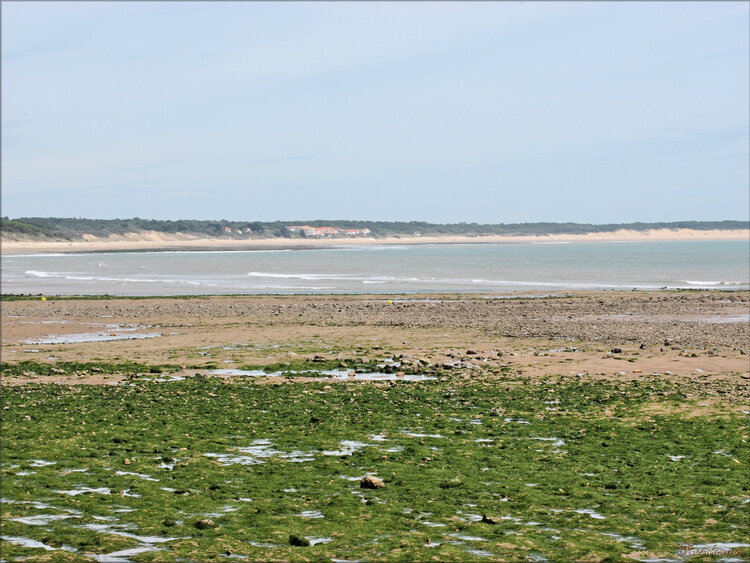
[2,1,748,223]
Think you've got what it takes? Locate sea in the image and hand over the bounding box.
[1,240,748,296]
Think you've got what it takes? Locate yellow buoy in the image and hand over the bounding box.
[41,297,46,301]
[387,300,392,304]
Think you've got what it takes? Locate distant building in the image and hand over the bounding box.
[286,225,371,238]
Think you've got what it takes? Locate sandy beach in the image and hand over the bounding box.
[3,290,748,386]
[2,228,748,255]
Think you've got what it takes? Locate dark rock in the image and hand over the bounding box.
[289,534,310,546]
[194,518,215,529]
[481,514,498,525]
[611,348,623,354]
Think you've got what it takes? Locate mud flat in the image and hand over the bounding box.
[2,290,749,561]
[2,290,748,385]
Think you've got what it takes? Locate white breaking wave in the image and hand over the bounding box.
[684,280,745,286]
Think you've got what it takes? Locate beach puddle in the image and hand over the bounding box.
[466,548,495,557]
[25,328,161,344]
[447,533,487,542]
[115,470,159,481]
[574,508,606,520]
[456,512,483,522]
[322,440,370,456]
[296,510,324,519]
[208,369,282,377]
[328,370,436,381]
[80,523,181,544]
[599,531,645,549]
[55,486,111,496]
[94,546,163,563]
[206,368,436,381]
[1,535,78,553]
[248,540,277,548]
[29,459,57,467]
[308,537,333,546]
[205,439,321,465]
[401,431,444,438]
[9,513,81,526]
[532,437,565,447]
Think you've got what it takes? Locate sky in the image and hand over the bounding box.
[2,2,748,224]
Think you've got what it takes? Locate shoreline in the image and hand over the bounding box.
[2,227,748,255]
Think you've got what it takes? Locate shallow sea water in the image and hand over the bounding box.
[2,241,747,295]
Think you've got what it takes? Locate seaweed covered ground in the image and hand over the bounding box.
[2,372,748,562]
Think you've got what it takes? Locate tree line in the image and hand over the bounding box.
[1,217,747,241]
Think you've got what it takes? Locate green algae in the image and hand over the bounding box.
[1,375,748,562]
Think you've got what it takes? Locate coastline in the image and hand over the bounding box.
[1,227,748,255]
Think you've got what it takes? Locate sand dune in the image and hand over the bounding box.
[2,228,747,255]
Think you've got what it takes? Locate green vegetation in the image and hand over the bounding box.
[2,372,747,561]
[2,217,747,241]
[1,360,182,378]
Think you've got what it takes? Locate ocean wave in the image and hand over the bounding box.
[246,271,353,280]
[26,270,55,278]
[684,280,746,286]
[25,270,216,286]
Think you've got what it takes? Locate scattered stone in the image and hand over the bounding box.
[289,534,310,546]
[611,348,623,354]
[360,475,385,489]
[312,355,326,362]
[123,459,131,465]
[51,367,65,374]
[194,518,215,529]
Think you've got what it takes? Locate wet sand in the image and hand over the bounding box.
[2,290,748,386]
